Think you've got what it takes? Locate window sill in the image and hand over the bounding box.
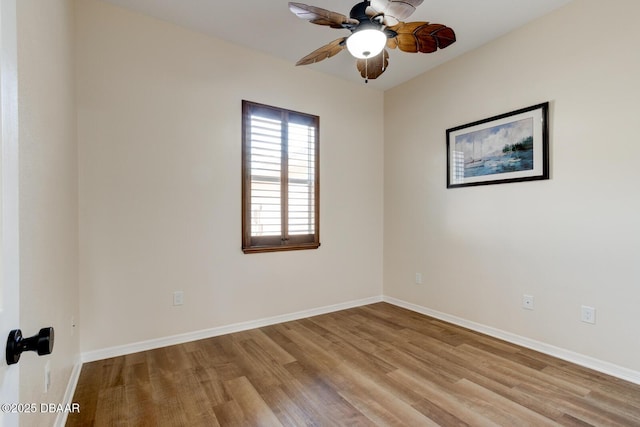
[242,242,321,254]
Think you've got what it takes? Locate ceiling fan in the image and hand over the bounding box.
[288,0,456,82]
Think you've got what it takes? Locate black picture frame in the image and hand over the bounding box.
[446,102,549,188]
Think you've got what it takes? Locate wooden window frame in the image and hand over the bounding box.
[242,100,320,253]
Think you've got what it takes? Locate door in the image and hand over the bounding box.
[0,0,19,425]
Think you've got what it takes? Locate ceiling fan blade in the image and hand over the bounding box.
[356,49,390,80]
[288,2,359,28]
[387,22,456,53]
[296,38,347,66]
[370,0,424,25]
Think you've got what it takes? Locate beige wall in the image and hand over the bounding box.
[384,0,640,372]
[76,0,384,353]
[16,0,79,425]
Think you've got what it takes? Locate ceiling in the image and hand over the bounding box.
[99,0,572,91]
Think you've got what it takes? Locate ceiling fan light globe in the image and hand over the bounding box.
[346,29,386,59]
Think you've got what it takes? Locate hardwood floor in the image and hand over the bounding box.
[67,303,640,426]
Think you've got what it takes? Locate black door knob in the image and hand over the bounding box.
[5,327,54,365]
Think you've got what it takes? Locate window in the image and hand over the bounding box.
[242,100,320,253]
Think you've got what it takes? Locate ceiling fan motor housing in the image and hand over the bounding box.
[349,1,370,22]
[349,1,397,38]
[350,1,378,30]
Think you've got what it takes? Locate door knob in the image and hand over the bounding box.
[5,327,54,365]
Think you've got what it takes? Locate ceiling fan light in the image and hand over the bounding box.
[346,29,386,59]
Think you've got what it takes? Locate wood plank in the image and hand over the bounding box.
[93,385,127,427]
[224,376,282,426]
[387,368,499,426]
[452,378,558,426]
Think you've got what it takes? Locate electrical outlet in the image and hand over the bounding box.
[415,273,423,285]
[581,305,596,324]
[522,294,534,310]
[173,291,184,306]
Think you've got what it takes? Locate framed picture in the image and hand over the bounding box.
[446,102,549,188]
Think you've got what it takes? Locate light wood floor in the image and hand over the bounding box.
[67,303,640,426]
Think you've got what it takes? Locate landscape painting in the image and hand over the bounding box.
[446,103,549,188]
[458,117,534,177]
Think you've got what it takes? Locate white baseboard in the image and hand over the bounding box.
[54,355,83,427]
[81,295,384,363]
[383,296,640,386]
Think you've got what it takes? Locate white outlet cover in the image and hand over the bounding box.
[581,305,596,324]
[522,295,534,310]
[173,291,184,306]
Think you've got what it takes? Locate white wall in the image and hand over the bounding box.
[76,0,384,353]
[16,0,79,425]
[384,0,640,372]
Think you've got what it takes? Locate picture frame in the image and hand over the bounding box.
[446,102,549,188]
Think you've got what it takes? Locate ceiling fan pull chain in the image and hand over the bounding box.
[365,57,369,83]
